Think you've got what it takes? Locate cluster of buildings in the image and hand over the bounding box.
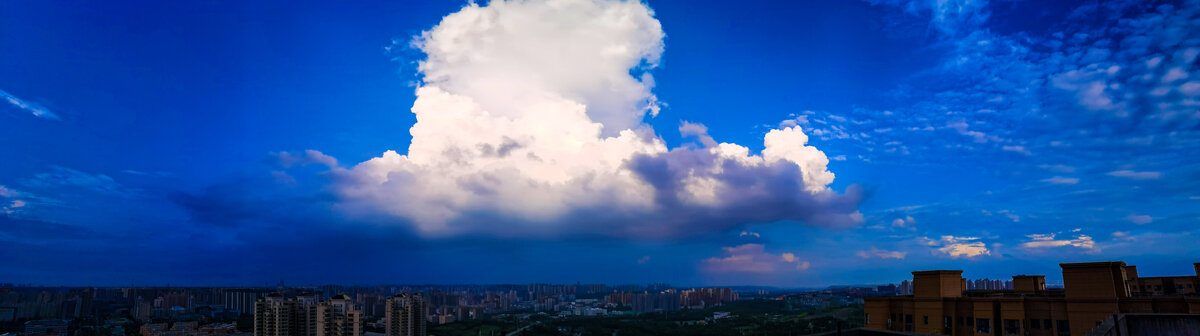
[139,322,239,336]
[251,293,422,336]
[0,287,96,321]
[864,261,1200,336]
[965,279,1013,291]
[603,288,737,313]
[886,279,1011,296]
[0,282,752,336]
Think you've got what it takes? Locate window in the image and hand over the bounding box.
[945,316,952,328]
[924,316,929,325]
[967,317,974,326]
[976,318,991,334]
[1056,320,1070,336]
[1004,319,1020,335]
[1155,285,1162,290]
[1043,319,1052,330]
[866,314,870,324]
[1030,319,1039,330]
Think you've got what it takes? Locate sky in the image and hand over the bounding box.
[2,0,1198,288]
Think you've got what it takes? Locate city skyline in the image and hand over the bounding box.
[4,0,1200,287]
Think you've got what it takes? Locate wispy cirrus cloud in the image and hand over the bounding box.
[23,166,138,198]
[857,247,906,259]
[1106,170,1162,180]
[1020,233,1098,253]
[1,89,58,120]
[1042,176,1080,185]
[1126,214,1153,225]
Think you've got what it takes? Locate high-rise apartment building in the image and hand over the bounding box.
[226,289,270,315]
[385,293,426,336]
[316,294,362,336]
[255,293,360,336]
[254,294,317,336]
[864,261,1200,336]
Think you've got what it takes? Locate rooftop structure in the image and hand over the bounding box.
[864,261,1200,336]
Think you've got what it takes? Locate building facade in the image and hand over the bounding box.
[384,293,426,336]
[864,261,1200,336]
[254,294,361,336]
[316,294,362,336]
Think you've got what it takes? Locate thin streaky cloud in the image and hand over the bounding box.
[1,89,58,120]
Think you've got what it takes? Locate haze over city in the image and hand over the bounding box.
[3,0,1199,290]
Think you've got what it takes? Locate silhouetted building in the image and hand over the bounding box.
[24,319,68,335]
[1088,313,1200,335]
[864,261,1200,336]
[632,290,680,313]
[227,289,270,314]
[384,293,425,336]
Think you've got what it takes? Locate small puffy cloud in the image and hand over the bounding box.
[1038,164,1076,173]
[702,244,810,273]
[0,185,16,198]
[1042,176,1080,185]
[272,149,338,168]
[856,247,906,259]
[679,121,717,147]
[1112,231,1134,241]
[1,89,58,120]
[1001,145,1031,155]
[0,185,28,215]
[1020,233,1097,253]
[891,216,915,228]
[923,236,991,259]
[1126,214,1153,225]
[637,256,650,264]
[997,210,1019,223]
[1106,170,1162,180]
[777,112,812,128]
[739,231,760,238]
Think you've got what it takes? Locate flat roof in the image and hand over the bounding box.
[1060,261,1126,268]
[912,270,963,275]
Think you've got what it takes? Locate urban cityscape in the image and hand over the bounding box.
[3,261,1199,335]
[4,0,1200,335]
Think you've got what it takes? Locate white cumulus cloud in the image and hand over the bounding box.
[330,0,861,238]
[923,235,991,259]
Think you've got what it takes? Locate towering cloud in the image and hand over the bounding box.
[333,0,861,238]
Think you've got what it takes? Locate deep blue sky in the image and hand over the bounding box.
[2,0,1198,287]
